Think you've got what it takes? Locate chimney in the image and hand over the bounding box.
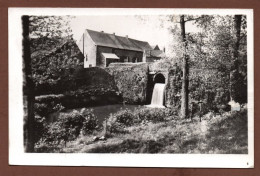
[113,32,115,35]
[163,47,166,53]
[126,35,128,38]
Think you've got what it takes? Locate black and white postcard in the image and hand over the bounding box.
[8,8,254,167]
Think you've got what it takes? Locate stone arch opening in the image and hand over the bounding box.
[154,73,165,83]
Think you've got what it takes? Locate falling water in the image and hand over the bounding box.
[147,83,166,108]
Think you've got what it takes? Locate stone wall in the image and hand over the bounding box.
[165,67,182,108]
[106,63,149,104]
[147,61,182,108]
[35,66,123,109]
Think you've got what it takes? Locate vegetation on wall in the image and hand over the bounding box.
[106,63,149,104]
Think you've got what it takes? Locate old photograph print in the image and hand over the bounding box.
[9,8,254,167]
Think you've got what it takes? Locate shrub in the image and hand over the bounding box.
[81,109,99,135]
[106,115,124,134]
[105,107,174,134]
[34,115,48,143]
[113,108,135,126]
[58,110,86,139]
[53,103,65,112]
[164,107,179,117]
[34,102,65,117]
[106,108,135,133]
[134,107,166,123]
[35,109,98,152]
[34,103,50,117]
[34,94,65,117]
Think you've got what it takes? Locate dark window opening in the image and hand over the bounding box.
[106,58,118,67]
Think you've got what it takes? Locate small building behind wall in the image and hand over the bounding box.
[77,29,153,68]
[146,45,166,62]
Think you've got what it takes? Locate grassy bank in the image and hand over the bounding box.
[62,109,248,154]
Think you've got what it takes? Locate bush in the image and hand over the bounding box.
[58,110,86,139]
[106,115,125,134]
[34,94,65,117]
[81,109,99,135]
[106,108,135,133]
[105,107,176,134]
[134,107,167,123]
[34,103,50,117]
[34,102,64,117]
[35,109,98,152]
[34,115,48,143]
[113,108,135,126]
[164,107,179,117]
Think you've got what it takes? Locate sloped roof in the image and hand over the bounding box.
[151,45,160,50]
[31,39,80,62]
[31,37,74,59]
[154,45,160,50]
[86,29,152,52]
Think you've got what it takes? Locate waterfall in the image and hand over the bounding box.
[147,83,166,108]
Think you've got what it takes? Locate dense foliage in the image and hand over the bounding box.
[31,39,84,94]
[34,109,98,152]
[106,107,178,134]
[29,16,84,95]
[166,15,247,114]
[106,109,135,133]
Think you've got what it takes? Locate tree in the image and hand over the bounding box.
[190,15,247,107]
[230,15,247,104]
[178,15,212,118]
[197,15,247,105]
[29,16,73,53]
[22,15,35,152]
[139,14,247,114]
[23,15,74,151]
[29,16,78,94]
[179,15,189,118]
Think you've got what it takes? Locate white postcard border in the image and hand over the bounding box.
[8,8,254,168]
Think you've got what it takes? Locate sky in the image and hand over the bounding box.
[69,15,200,53]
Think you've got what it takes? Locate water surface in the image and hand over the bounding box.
[48,104,141,124]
